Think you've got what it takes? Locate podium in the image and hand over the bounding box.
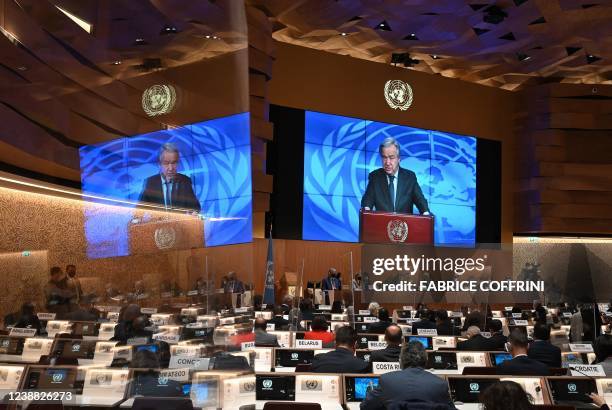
[129,217,204,254]
[359,210,434,244]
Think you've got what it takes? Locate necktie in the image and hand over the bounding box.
[388,175,395,211]
[165,181,172,208]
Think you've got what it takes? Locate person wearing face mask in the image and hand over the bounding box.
[138,143,200,212]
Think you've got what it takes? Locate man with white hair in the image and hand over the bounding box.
[138,142,201,212]
[456,326,489,351]
[361,137,430,214]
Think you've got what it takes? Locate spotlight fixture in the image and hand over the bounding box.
[16,66,28,71]
[375,20,391,31]
[430,54,441,60]
[516,53,531,61]
[402,33,419,40]
[160,25,178,35]
[340,32,347,36]
[483,5,508,24]
[111,60,122,65]
[134,38,147,45]
[586,54,601,64]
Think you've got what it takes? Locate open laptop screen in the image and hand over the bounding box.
[549,379,596,404]
[275,349,315,368]
[449,378,499,403]
[345,376,380,402]
[256,375,295,401]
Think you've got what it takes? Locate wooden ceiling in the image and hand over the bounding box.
[0,0,246,182]
[250,0,612,90]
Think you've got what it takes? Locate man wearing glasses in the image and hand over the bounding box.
[361,137,430,215]
[138,143,201,212]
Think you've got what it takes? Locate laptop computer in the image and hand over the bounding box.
[448,378,500,403]
[256,374,295,401]
[548,378,597,408]
[489,352,513,366]
[426,351,458,370]
[344,376,380,410]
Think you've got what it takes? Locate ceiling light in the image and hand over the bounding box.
[517,53,531,61]
[134,38,147,45]
[111,60,122,65]
[586,54,601,64]
[483,5,508,24]
[340,32,347,36]
[376,21,391,31]
[160,25,178,35]
[55,5,93,33]
[431,55,441,59]
[16,66,28,71]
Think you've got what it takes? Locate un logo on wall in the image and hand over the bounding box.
[142,84,176,117]
[384,80,413,111]
[154,227,177,249]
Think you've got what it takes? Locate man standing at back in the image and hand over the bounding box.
[361,137,430,215]
[311,326,370,373]
[361,341,455,409]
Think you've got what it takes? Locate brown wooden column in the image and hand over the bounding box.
[515,83,612,234]
[246,4,275,239]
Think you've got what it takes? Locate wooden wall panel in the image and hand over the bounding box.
[515,83,612,233]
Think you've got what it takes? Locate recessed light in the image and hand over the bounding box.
[16,66,28,71]
[160,25,178,35]
[111,60,122,65]
[341,32,347,36]
[431,55,440,59]
[134,38,147,45]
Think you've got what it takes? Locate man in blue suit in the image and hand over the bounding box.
[361,341,456,409]
[321,268,340,304]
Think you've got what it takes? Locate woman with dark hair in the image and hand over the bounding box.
[480,381,533,410]
[304,315,335,347]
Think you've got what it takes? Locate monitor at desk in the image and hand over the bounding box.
[490,353,513,366]
[275,349,315,368]
[548,378,597,404]
[405,336,433,350]
[72,322,98,337]
[356,334,379,349]
[355,350,371,363]
[448,378,499,403]
[57,339,97,359]
[25,367,78,391]
[0,337,24,355]
[427,351,458,370]
[344,376,380,402]
[256,374,295,401]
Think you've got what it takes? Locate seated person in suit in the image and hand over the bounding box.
[496,328,550,376]
[223,271,245,294]
[435,309,460,336]
[594,334,612,376]
[112,305,152,343]
[269,306,290,331]
[254,318,279,347]
[370,325,402,363]
[361,137,430,215]
[369,308,393,334]
[361,341,455,410]
[411,309,437,335]
[208,346,251,370]
[311,326,370,373]
[4,302,42,334]
[485,319,508,351]
[304,315,335,347]
[456,326,490,351]
[368,302,380,317]
[129,350,183,397]
[528,322,561,368]
[138,142,200,212]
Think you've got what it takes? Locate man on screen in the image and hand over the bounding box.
[138,143,201,212]
[361,137,430,215]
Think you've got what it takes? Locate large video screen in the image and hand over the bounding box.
[80,112,252,258]
[303,111,476,245]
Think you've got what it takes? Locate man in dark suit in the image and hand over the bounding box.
[528,322,561,368]
[435,310,461,336]
[254,318,279,347]
[138,143,201,212]
[411,310,437,335]
[361,137,430,214]
[311,326,370,373]
[369,308,393,334]
[484,319,508,351]
[223,271,245,294]
[269,306,290,331]
[361,341,455,409]
[321,268,340,304]
[456,326,490,351]
[497,328,550,376]
[370,325,402,363]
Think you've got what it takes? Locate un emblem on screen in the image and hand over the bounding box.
[142,84,176,117]
[262,379,273,389]
[469,383,479,392]
[387,219,408,242]
[154,227,177,249]
[384,80,413,111]
[568,383,577,392]
[52,373,64,383]
[305,380,319,390]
